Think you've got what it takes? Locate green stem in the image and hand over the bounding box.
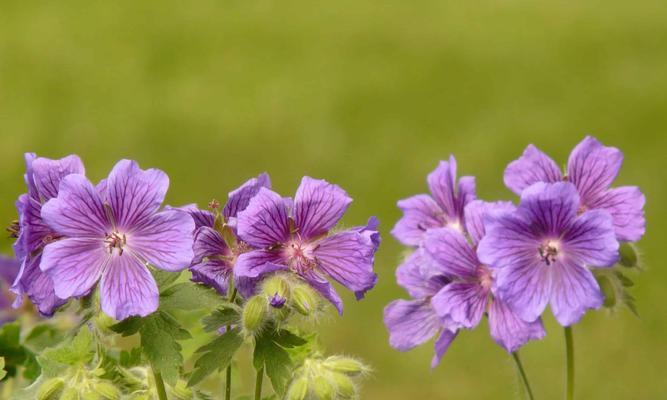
[564,326,574,400]
[225,284,238,400]
[255,367,264,400]
[152,368,168,400]
[511,351,535,400]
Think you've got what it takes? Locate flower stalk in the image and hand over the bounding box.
[564,326,574,400]
[511,351,535,400]
[152,368,168,400]
[254,367,264,400]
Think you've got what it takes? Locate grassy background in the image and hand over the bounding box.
[1,0,665,398]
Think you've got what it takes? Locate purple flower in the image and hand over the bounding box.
[185,173,271,296]
[478,182,620,326]
[234,177,380,314]
[383,249,457,368]
[504,136,645,242]
[425,200,545,353]
[39,160,195,320]
[1,255,21,324]
[11,153,84,316]
[391,156,476,246]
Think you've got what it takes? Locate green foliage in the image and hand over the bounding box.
[202,306,241,333]
[253,325,308,395]
[0,356,7,380]
[188,328,243,387]
[160,282,225,312]
[0,321,40,380]
[595,268,639,316]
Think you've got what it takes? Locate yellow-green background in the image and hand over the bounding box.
[1,1,665,398]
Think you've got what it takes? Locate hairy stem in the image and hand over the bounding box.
[564,326,574,400]
[255,367,265,400]
[152,368,168,400]
[225,284,238,400]
[511,351,535,400]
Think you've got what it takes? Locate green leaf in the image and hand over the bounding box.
[112,311,191,386]
[619,242,639,269]
[120,347,143,368]
[24,324,66,352]
[0,357,6,380]
[151,268,182,290]
[0,322,32,379]
[202,306,240,332]
[188,328,243,387]
[160,282,225,311]
[42,326,94,366]
[253,327,307,395]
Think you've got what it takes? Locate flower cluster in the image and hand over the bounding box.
[385,136,645,365]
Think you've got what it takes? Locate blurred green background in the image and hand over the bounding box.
[1,0,665,398]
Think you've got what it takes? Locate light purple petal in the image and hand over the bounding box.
[518,182,579,236]
[495,259,551,323]
[31,155,85,201]
[567,136,623,205]
[588,186,646,242]
[192,226,228,264]
[41,174,110,237]
[10,255,66,316]
[352,216,381,253]
[464,200,516,245]
[384,299,440,351]
[293,177,352,240]
[300,269,344,314]
[504,144,562,195]
[396,249,449,299]
[313,230,377,296]
[431,329,458,368]
[477,212,540,270]
[391,194,443,246]
[488,298,545,353]
[17,195,52,256]
[174,204,215,230]
[191,260,232,296]
[23,153,38,199]
[233,250,287,298]
[0,256,20,285]
[40,238,109,299]
[223,173,271,219]
[424,228,479,278]
[549,257,603,326]
[100,255,159,320]
[563,209,619,267]
[431,283,486,329]
[107,160,169,231]
[237,187,290,248]
[129,210,195,272]
[427,156,475,223]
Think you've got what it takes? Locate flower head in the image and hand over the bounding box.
[504,136,646,242]
[478,182,620,326]
[11,153,84,316]
[391,156,476,246]
[39,160,194,320]
[234,177,380,314]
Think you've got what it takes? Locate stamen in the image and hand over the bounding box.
[539,240,560,266]
[105,231,127,256]
[6,220,20,238]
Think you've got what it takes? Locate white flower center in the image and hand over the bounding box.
[539,240,560,266]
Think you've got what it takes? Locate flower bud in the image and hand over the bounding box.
[292,285,319,316]
[60,388,79,400]
[242,295,268,334]
[598,275,616,308]
[311,376,336,400]
[285,376,309,400]
[262,276,290,299]
[171,380,193,399]
[331,372,356,398]
[37,378,64,400]
[93,381,121,400]
[619,242,639,268]
[322,356,368,377]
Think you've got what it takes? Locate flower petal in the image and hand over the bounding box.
[129,210,195,272]
[588,186,646,242]
[384,299,440,351]
[233,249,287,297]
[427,156,475,222]
[237,188,290,248]
[464,200,516,245]
[549,258,603,326]
[41,174,110,237]
[17,195,52,256]
[477,211,540,270]
[518,182,579,236]
[192,226,228,264]
[40,238,109,299]
[10,255,66,316]
[391,194,443,246]
[431,283,486,329]
[107,160,169,231]
[424,228,479,278]
[31,155,85,201]
[191,260,232,296]
[100,255,159,320]
[504,144,562,195]
[223,173,271,219]
[300,269,344,314]
[495,258,551,323]
[173,204,215,229]
[396,249,449,298]
[488,298,545,353]
[567,136,623,205]
[431,329,458,368]
[563,209,619,267]
[313,230,378,297]
[293,177,352,239]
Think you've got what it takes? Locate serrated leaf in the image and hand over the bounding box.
[151,268,183,290]
[188,328,243,387]
[160,282,225,311]
[24,324,65,352]
[0,322,33,379]
[253,327,307,395]
[42,326,94,366]
[202,307,240,332]
[120,347,143,368]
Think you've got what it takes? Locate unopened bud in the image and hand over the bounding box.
[322,356,367,377]
[619,242,639,268]
[331,372,356,398]
[60,388,78,400]
[292,285,319,315]
[242,295,268,334]
[93,381,121,400]
[311,376,336,400]
[286,376,309,400]
[598,275,616,308]
[171,380,193,399]
[37,378,64,400]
